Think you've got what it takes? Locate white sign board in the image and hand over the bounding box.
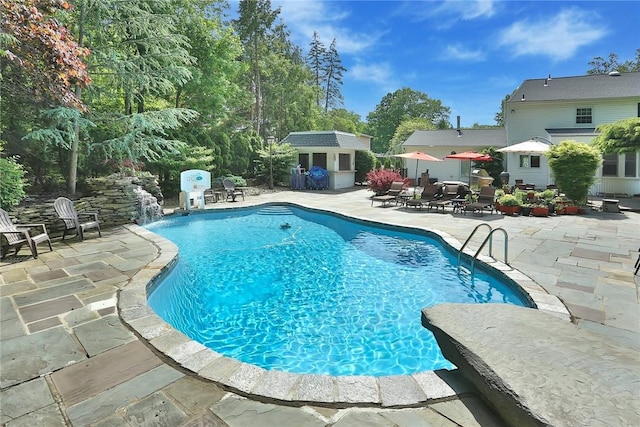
[180,169,211,192]
[180,170,211,209]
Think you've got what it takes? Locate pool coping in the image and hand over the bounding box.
[118,202,571,408]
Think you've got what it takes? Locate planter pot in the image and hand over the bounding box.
[532,206,549,217]
[556,208,566,215]
[564,205,579,215]
[548,204,555,215]
[520,206,532,216]
[501,205,520,216]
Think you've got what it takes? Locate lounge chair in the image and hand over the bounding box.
[371,181,405,207]
[404,184,440,209]
[0,208,52,259]
[463,186,497,215]
[223,178,245,202]
[428,184,462,212]
[53,197,101,241]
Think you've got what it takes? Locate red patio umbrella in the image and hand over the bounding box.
[393,151,443,195]
[444,151,493,186]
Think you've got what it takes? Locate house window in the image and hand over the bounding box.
[576,108,592,124]
[602,153,618,176]
[519,155,540,168]
[338,153,350,171]
[313,152,327,170]
[624,153,637,177]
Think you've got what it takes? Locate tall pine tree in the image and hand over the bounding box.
[306,31,326,109]
[323,38,346,112]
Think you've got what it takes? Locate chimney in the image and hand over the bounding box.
[456,115,461,130]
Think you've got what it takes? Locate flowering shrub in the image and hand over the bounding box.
[365,169,406,194]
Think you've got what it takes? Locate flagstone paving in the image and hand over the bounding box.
[0,189,638,426]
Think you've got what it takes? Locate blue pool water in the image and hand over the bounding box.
[147,205,531,376]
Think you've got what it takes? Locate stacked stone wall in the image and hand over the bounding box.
[4,175,163,238]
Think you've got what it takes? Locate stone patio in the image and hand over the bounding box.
[1,188,638,426]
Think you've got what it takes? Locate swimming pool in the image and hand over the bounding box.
[147,204,532,377]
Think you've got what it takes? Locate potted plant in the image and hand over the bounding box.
[553,196,566,214]
[564,203,579,215]
[521,203,533,216]
[497,194,521,215]
[531,203,549,217]
[538,189,556,201]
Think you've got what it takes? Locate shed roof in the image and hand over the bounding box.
[403,128,506,148]
[507,72,640,104]
[282,131,369,150]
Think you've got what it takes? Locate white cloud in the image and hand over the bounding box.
[405,0,497,24]
[275,0,382,54]
[497,8,607,61]
[350,62,396,86]
[437,0,497,21]
[444,44,486,61]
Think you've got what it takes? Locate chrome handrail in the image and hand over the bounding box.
[458,224,509,276]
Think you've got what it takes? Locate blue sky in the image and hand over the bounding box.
[227,1,639,128]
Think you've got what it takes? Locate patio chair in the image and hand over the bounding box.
[0,208,52,259]
[223,178,245,202]
[404,184,441,209]
[53,197,101,241]
[428,184,461,212]
[464,186,496,215]
[371,181,405,207]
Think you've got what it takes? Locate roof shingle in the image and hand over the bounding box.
[282,131,369,150]
[507,72,640,104]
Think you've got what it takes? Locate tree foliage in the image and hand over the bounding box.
[306,31,325,109]
[587,49,640,74]
[2,0,455,198]
[494,94,510,126]
[546,140,601,205]
[366,88,450,153]
[1,0,91,110]
[315,109,365,134]
[388,118,436,154]
[322,39,346,112]
[354,150,376,184]
[253,142,297,186]
[476,146,504,185]
[94,109,200,169]
[0,143,27,208]
[591,118,640,154]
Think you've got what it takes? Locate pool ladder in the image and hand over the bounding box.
[458,223,509,275]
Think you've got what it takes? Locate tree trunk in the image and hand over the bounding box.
[68,0,86,195]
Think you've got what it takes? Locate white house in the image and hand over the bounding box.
[281,130,371,190]
[402,128,506,184]
[504,71,640,196]
[400,72,640,195]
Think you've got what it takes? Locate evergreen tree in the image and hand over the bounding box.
[81,0,199,170]
[323,39,346,112]
[306,31,326,109]
[234,0,280,136]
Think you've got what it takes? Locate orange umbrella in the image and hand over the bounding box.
[444,151,493,185]
[393,151,443,195]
